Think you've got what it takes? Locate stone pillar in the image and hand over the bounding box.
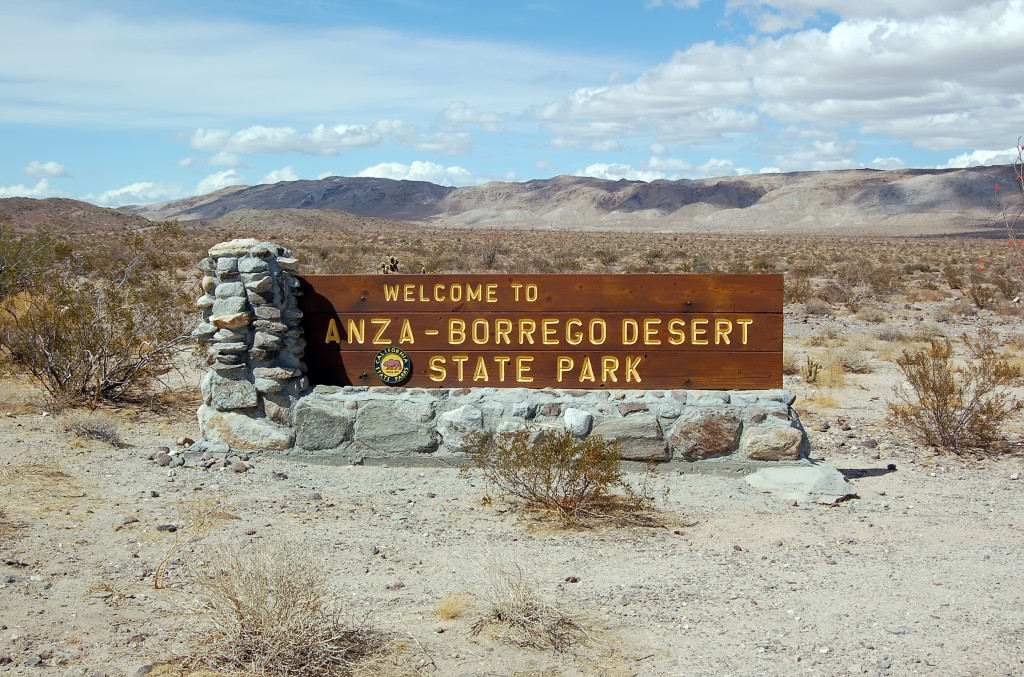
[191,239,308,452]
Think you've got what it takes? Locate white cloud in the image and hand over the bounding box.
[589,139,623,152]
[177,157,196,168]
[260,166,299,184]
[868,156,904,170]
[645,0,705,8]
[759,166,782,173]
[196,170,246,196]
[316,171,336,180]
[23,160,70,179]
[84,181,182,207]
[209,151,246,167]
[0,178,67,199]
[577,163,667,182]
[727,0,982,33]
[356,161,482,186]
[938,148,1019,169]
[439,101,506,126]
[0,5,616,128]
[187,121,472,157]
[534,1,1024,154]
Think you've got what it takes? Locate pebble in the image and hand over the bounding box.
[886,626,909,635]
[305,491,322,500]
[369,545,380,555]
[1011,473,1020,481]
[134,665,154,677]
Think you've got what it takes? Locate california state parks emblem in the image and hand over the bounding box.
[373,346,412,385]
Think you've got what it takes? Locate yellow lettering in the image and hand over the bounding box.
[473,356,489,382]
[525,284,538,302]
[428,356,446,382]
[691,319,709,345]
[590,319,606,345]
[383,284,400,301]
[433,283,446,301]
[449,319,466,344]
[626,355,642,382]
[519,319,536,345]
[486,284,498,302]
[644,318,662,345]
[399,318,415,344]
[715,319,732,345]
[494,355,511,381]
[601,356,619,382]
[737,319,753,345]
[495,319,512,344]
[403,284,414,302]
[623,318,639,345]
[557,356,574,382]
[325,318,341,344]
[371,318,391,345]
[347,318,365,344]
[579,356,595,382]
[467,284,483,302]
[472,319,489,345]
[511,282,523,301]
[452,355,469,381]
[668,318,686,345]
[418,284,428,302]
[566,319,583,345]
[449,284,462,302]
[516,356,534,382]
[542,318,559,345]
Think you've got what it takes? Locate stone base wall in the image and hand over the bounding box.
[285,385,808,465]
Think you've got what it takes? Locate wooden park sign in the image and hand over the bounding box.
[298,274,782,390]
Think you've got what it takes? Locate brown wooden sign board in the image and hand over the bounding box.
[298,274,783,390]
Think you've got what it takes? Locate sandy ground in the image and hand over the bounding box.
[2,305,1024,677]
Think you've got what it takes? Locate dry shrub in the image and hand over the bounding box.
[435,593,472,620]
[464,427,623,523]
[874,326,907,343]
[888,329,1023,454]
[154,493,231,589]
[189,537,392,676]
[855,305,889,323]
[816,360,847,388]
[832,346,874,374]
[802,298,834,316]
[59,410,124,447]
[782,347,800,375]
[471,555,586,652]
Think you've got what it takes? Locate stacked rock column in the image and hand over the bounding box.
[191,239,308,451]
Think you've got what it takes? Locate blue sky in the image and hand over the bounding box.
[2,0,1022,207]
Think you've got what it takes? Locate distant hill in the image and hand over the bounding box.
[118,166,1014,236]
[0,197,153,234]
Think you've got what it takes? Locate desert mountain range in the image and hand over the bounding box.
[2,165,1016,237]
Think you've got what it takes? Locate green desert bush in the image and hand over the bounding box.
[887,329,1023,454]
[0,225,195,406]
[464,426,624,522]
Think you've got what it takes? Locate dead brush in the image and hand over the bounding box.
[59,409,124,447]
[187,537,401,677]
[471,555,587,652]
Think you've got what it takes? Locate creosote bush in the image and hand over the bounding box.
[464,427,623,522]
[0,224,196,407]
[887,329,1023,454]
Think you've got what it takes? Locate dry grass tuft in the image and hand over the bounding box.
[60,410,124,447]
[187,537,402,676]
[435,593,473,621]
[471,555,587,652]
